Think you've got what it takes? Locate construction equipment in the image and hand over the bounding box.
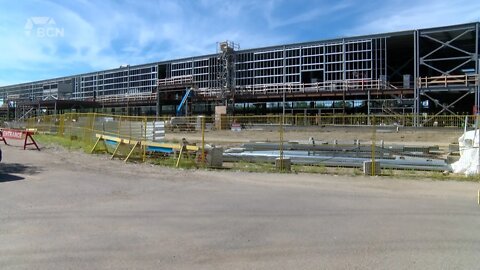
[176,88,193,116]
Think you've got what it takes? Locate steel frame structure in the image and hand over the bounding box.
[414,23,479,126]
[0,22,478,120]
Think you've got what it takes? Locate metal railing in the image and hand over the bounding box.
[96,93,157,103]
[22,113,476,135]
[195,79,392,97]
[418,74,479,88]
[157,75,193,87]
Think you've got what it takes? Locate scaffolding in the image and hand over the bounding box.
[216,41,239,105]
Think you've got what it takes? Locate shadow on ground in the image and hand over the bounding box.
[0,173,25,183]
[0,163,42,183]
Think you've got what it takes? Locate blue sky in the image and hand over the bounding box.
[0,0,479,86]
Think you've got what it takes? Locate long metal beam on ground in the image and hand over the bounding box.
[223,151,450,171]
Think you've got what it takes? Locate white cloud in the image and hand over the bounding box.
[348,0,480,35]
[0,0,273,79]
[264,0,353,29]
[1,0,478,86]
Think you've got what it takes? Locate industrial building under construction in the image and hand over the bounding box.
[1,22,479,126]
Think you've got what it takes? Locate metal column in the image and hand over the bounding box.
[282,45,286,119]
[367,90,371,125]
[156,87,161,118]
[342,38,346,81]
[475,23,479,112]
[413,30,420,127]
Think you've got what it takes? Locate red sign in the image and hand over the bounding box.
[2,130,24,139]
[0,129,40,151]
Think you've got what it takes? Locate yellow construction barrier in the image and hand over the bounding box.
[91,133,199,162]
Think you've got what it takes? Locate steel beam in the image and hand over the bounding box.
[447,58,476,75]
[423,56,472,62]
[414,30,420,126]
[420,27,476,77]
[387,57,413,78]
[421,29,474,58]
[476,23,479,112]
[421,62,449,76]
[422,90,472,124]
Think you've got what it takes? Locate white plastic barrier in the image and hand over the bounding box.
[451,130,480,175]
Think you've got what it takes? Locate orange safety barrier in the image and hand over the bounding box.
[0,129,40,151]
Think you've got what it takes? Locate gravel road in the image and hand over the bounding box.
[0,143,479,269]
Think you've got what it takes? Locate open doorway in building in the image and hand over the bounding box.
[158,64,167,80]
[386,34,414,86]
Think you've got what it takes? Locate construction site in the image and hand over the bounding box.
[0,22,478,123]
[1,13,480,269]
[0,22,479,175]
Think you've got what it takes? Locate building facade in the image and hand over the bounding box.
[1,22,479,122]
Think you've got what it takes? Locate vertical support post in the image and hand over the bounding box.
[283,82,286,122]
[282,45,286,118]
[118,115,122,138]
[371,115,376,176]
[342,38,346,82]
[90,112,96,144]
[156,87,161,119]
[384,37,388,85]
[185,88,189,116]
[56,114,62,137]
[413,30,420,127]
[367,90,371,125]
[82,113,88,143]
[201,116,205,166]
[279,114,284,171]
[475,23,479,114]
[475,114,480,174]
[143,116,147,162]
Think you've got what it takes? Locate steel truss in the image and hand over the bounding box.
[414,23,480,126]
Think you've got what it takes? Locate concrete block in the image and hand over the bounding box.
[448,143,459,152]
[363,160,381,176]
[276,157,291,171]
[206,147,223,168]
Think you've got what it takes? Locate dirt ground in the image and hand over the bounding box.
[166,126,463,148]
[1,139,479,269]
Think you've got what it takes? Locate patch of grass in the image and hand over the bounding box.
[292,164,327,174]
[34,134,93,152]
[229,161,278,173]
[381,168,480,182]
[148,156,198,169]
[426,171,480,182]
[353,168,364,176]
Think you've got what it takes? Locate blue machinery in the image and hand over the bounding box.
[176,88,193,116]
